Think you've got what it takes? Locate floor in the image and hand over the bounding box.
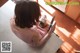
[54,10,80,53]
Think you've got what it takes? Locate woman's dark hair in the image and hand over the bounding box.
[15,1,41,28]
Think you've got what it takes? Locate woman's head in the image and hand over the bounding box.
[15,1,40,28]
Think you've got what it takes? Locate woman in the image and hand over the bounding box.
[10,1,56,47]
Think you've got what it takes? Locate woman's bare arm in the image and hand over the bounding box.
[38,22,56,46]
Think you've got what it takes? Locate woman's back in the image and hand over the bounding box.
[10,18,45,47]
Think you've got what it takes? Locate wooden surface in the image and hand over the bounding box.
[0,0,8,7]
[54,10,80,53]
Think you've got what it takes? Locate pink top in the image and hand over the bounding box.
[10,18,47,47]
